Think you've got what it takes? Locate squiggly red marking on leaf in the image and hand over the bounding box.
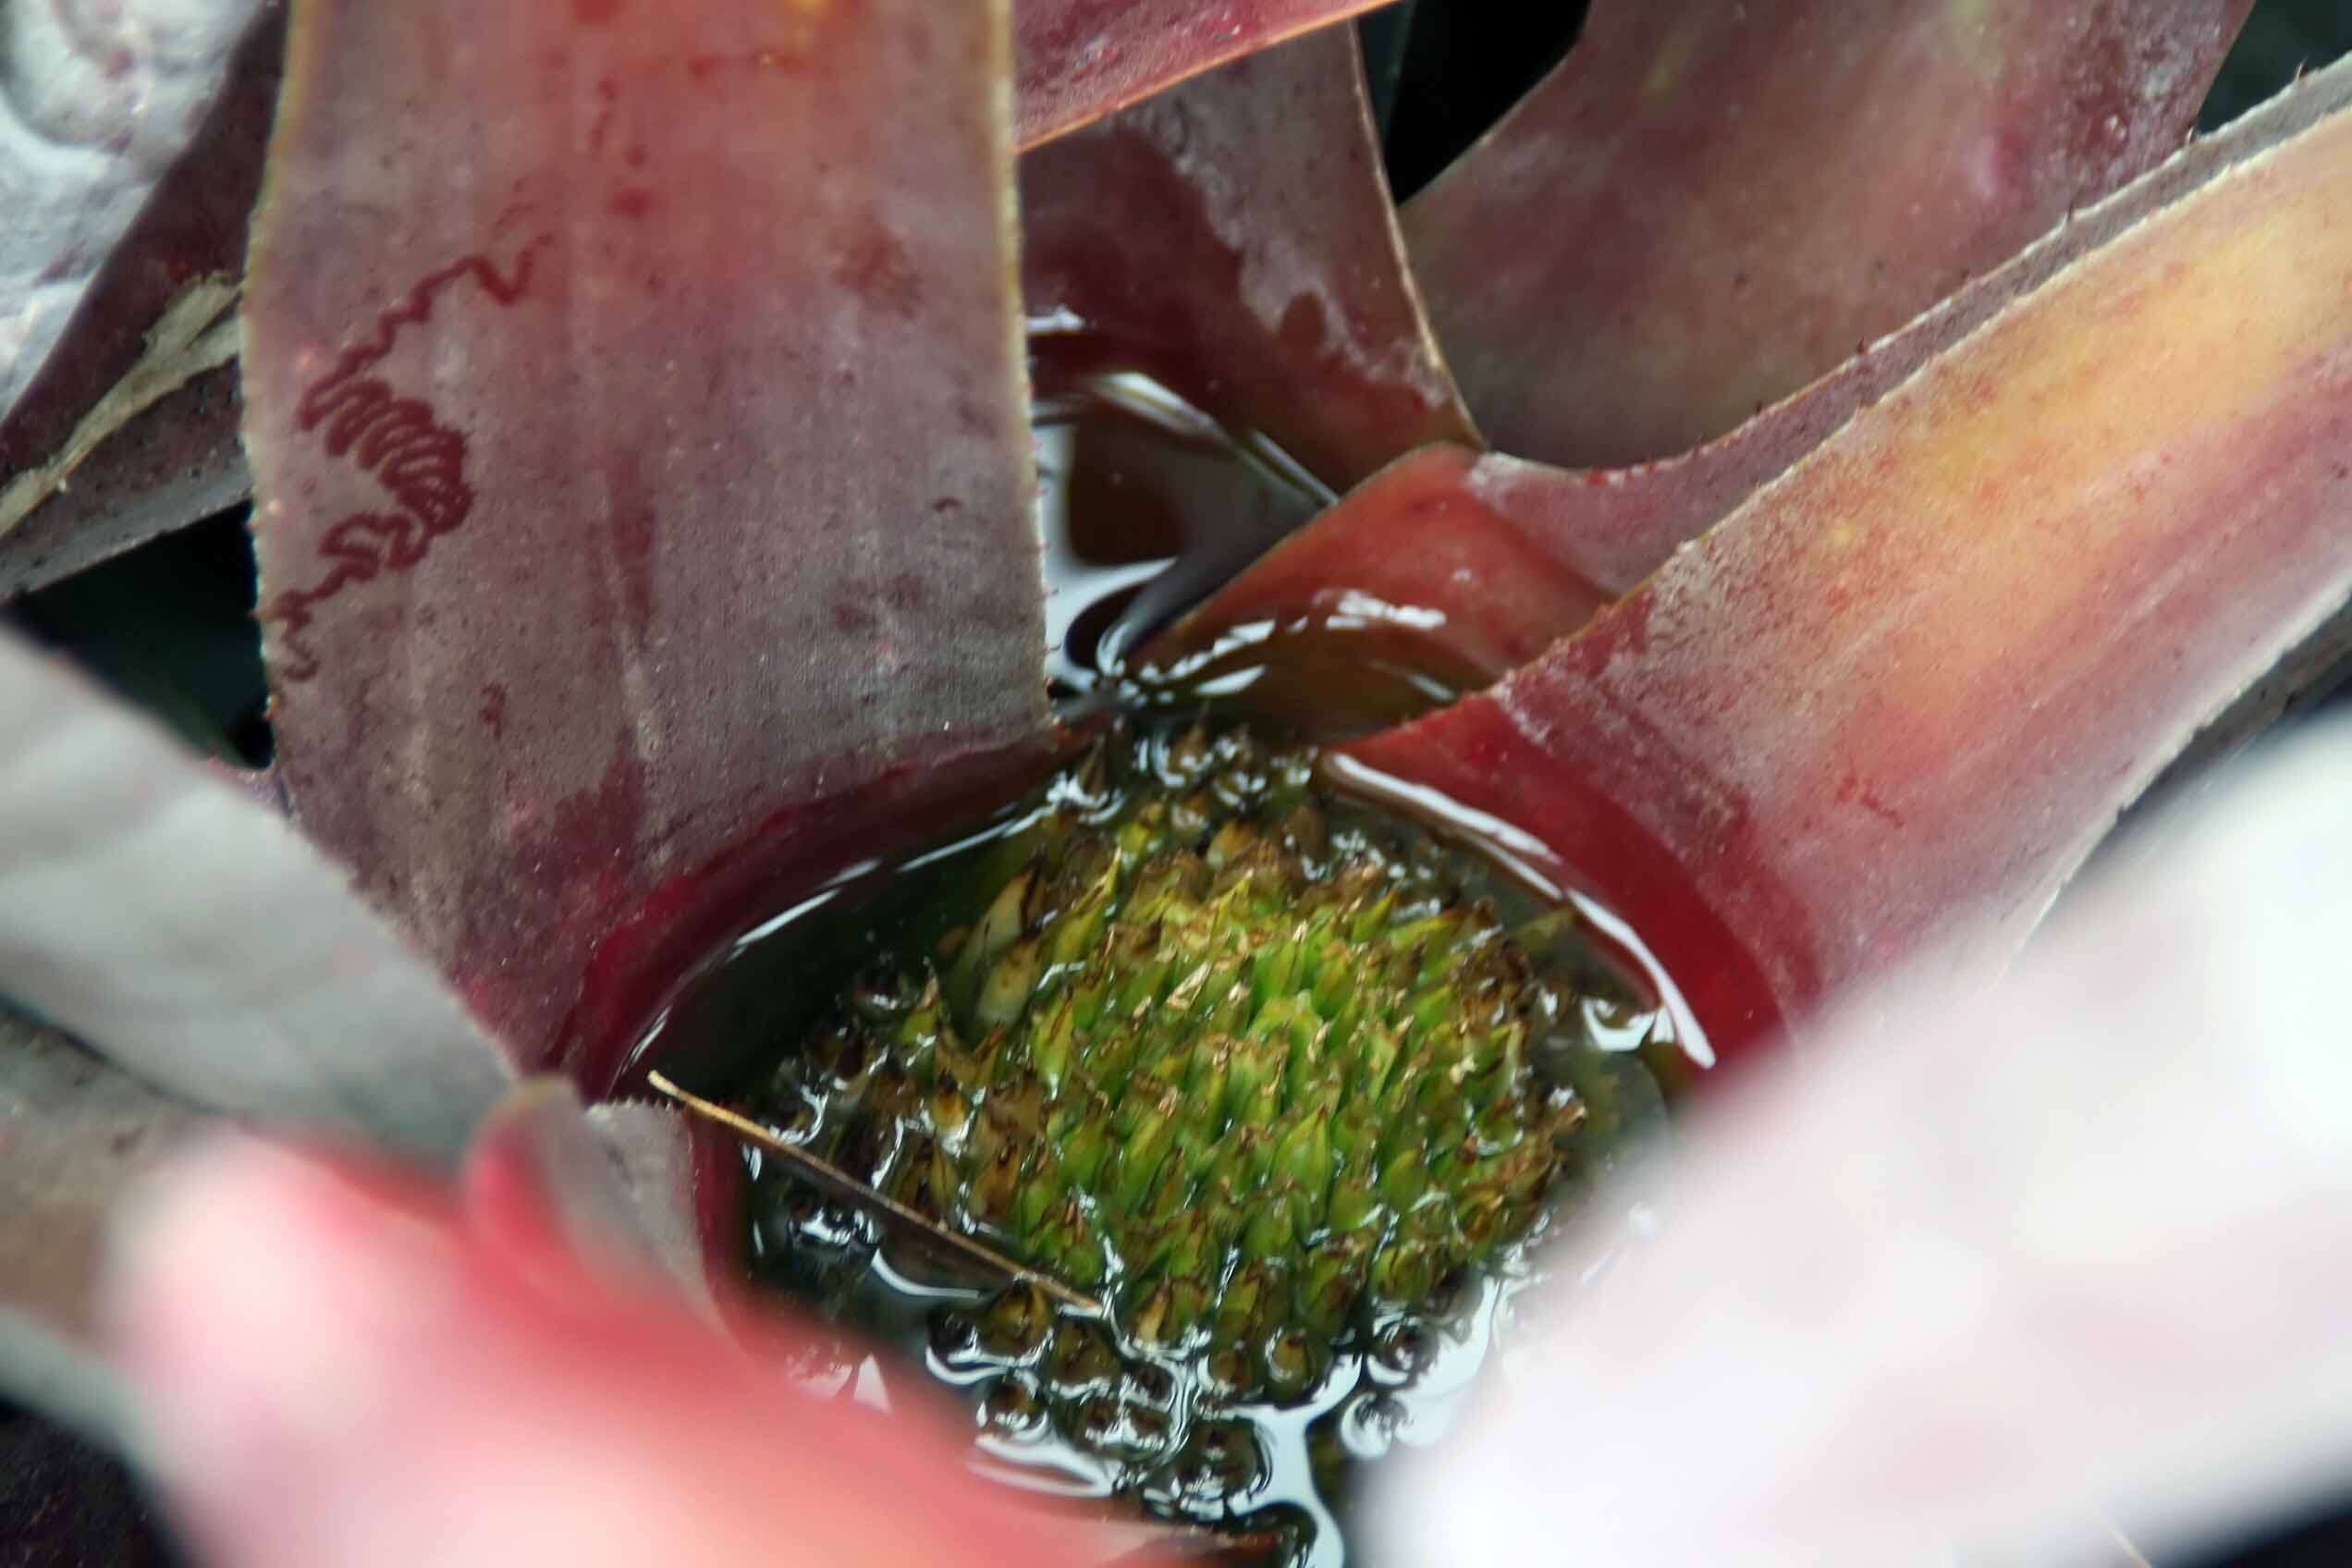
[257,242,546,679]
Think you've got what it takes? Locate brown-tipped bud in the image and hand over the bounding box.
[1295,1231,1373,1337]
[978,1283,1053,1359]
[1011,1147,1072,1242]
[963,1142,1022,1233]
[1046,1321,1121,1391]
[1046,876,1115,967]
[1059,1093,1113,1188]
[975,935,1045,1028]
[1108,1085,1181,1214]
[1243,1182,1300,1260]
[1378,1143,1431,1211]
[1262,1328,1329,1400]
[956,864,1038,981]
[1327,1163,1386,1235]
[1033,1196,1108,1288]
[1271,1109,1334,1226]
[935,1023,1001,1095]
[927,1084,973,1145]
[1211,1258,1285,1351]
[1369,1236,1441,1307]
[1027,991,1079,1094]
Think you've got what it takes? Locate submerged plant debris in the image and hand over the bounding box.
[709,719,1676,1550]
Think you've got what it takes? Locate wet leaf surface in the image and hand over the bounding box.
[1404,0,2253,468]
[1022,27,1472,488]
[242,0,1052,1070]
[1349,60,2352,1046]
[1139,444,1607,695]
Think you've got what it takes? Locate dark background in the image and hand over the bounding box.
[6,1,2352,1564]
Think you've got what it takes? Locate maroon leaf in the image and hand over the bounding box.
[1022,27,1473,488]
[1015,0,1390,150]
[1138,444,1606,727]
[1345,60,2352,1058]
[0,2,279,595]
[1403,0,2252,468]
[242,0,1052,1072]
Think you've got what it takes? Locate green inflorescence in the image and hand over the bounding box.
[748,721,1628,1481]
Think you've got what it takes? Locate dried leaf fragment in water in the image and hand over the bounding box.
[649,1072,1103,1316]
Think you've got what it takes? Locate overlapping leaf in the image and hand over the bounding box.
[242,0,1053,1072]
[1165,27,2346,691]
[1348,59,2352,1053]
[1015,0,1390,149]
[1404,0,2252,468]
[0,628,511,1163]
[1023,26,1471,488]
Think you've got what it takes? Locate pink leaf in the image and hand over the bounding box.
[1022,27,1473,488]
[1139,444,1607,725]
[1405,0,2252,468]
[242,0,1053,1072]
[105,1136,1126,1568]
[1378,723,2352,1564]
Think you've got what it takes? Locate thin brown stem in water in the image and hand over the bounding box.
[645,1071,1104,1315]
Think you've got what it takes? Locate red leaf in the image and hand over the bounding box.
[1404,0,2252,468]
[242,0,1052,1070]
[1022,27,1473,488]
[1170,42,2348,685]
[1016,0,1390,150]
[1348,61,2352,1052]
[1139,444,1607,724]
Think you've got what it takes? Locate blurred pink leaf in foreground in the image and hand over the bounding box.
[1376,721,2352,1566]
[106,1132,1107,1568]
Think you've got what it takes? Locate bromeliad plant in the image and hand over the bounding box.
[5,0,2352,1560]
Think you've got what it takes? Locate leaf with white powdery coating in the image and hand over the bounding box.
[0,627,511,1166]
